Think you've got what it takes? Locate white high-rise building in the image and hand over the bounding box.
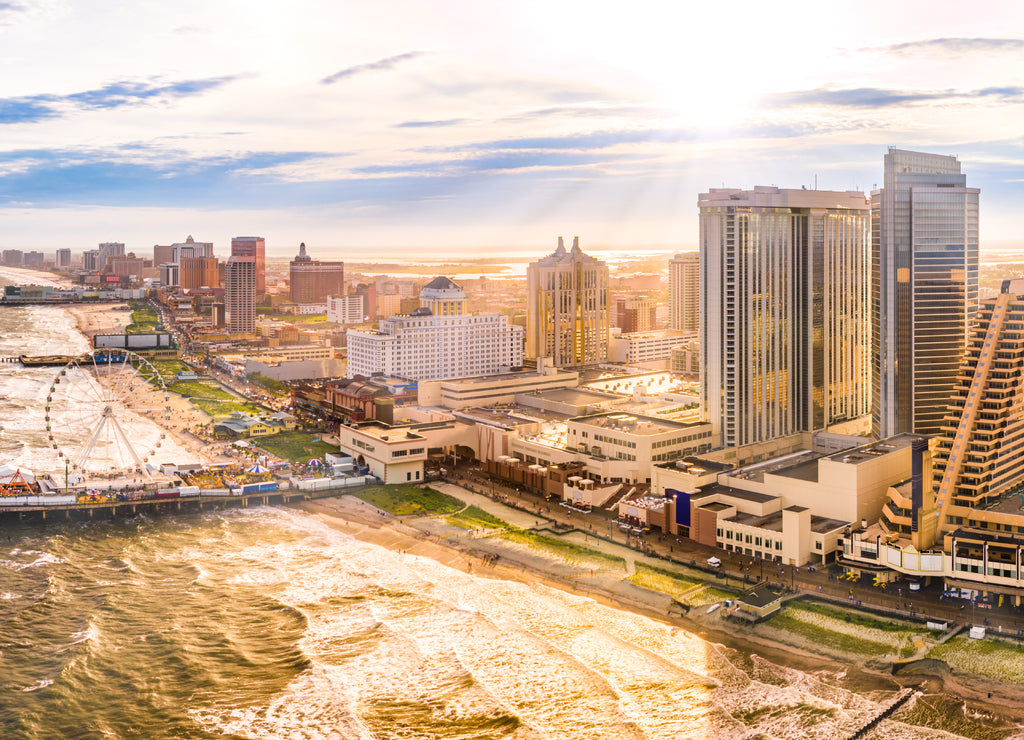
[669,252,699,332]
[225,255,256,335]
[327,294,365,325]
[346,277,523,381]
[526,237,609,367]
[700,186,871,447]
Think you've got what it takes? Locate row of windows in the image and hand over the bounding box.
[718,528,783,550]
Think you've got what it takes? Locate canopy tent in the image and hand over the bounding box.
[246,463,269,474]
[232,440,251,448]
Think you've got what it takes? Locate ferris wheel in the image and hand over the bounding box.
[44,348,173,477]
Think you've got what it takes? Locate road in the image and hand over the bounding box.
[449,466,1024,636]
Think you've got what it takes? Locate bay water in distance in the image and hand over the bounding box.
[0,271,1015,739]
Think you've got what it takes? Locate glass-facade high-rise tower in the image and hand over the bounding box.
[871,149,979,438]
[700,186,872,448]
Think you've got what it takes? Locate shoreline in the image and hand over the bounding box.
[297,492,1024,734]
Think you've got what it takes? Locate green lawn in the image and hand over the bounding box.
[164,379,263,418]
[447,505,508,530]
[149,359,195,383]
[167,380,236,399]
[193,399,264,417]
[352,484,465,516]
[253,431,337,462]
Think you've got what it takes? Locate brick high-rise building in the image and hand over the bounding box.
[613,295,656,333]
[231,236,266,295]
[289,242,344,304]
[180,256,221,291]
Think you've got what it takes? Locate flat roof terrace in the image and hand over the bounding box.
[569,411,705,436]
[826,433,923,464]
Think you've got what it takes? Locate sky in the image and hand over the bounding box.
[2,0,1024,256]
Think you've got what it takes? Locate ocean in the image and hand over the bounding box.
[0,270,1017,739]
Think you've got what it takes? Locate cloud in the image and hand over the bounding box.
[765,86,1024,108]
[394,118,469,128]
[500,104,671,123]
[0,75,242,124]
[0,99,60,124]
[0,145,322,207]
[869,37,1024,57]
[320,51,428,85]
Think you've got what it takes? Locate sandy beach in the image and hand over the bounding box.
[297,490,1024,734]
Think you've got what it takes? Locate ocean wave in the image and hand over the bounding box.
[21,678,53,692]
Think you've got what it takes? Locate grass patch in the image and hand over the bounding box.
[763,600,923,658]
[148,359,192,382]
[501,528,626,568]
[685,586,739,607]
[929,636,1024,684]
[628,562,703,596]
[792,599,923,633]
[253,431,337,462]
[353,484,465,516]
[765,611,895,657]
[447,505,507,530]
[167,380,236,399]
[192,399,263,417]
[248,372,291,397]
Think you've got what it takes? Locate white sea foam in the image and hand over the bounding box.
[180,508,969,740]
[21,678,54,692]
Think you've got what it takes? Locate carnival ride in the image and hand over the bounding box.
[44,348,172,478]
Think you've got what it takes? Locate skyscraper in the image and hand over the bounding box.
[225,255,256,335]
[289,243,344,304]
[669,252,699,332]
[526,237,609,367]
[700,186,871,447]
[928,280,1024,535]
[180,256,221,291]
[872,149,979,438]
[231,236,266,295]
[55,248,71,268]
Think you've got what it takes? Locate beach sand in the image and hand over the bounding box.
[297,492,1024,732]
[60,300,233,472]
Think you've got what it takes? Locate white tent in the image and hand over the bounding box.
[706,557,722,567]
[0,465,35,484]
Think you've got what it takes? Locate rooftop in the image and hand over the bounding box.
[569,411,704,435]
[694,483,777,504]
[825,433,924,464]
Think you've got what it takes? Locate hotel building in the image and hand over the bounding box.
[289,243,344,304]
[526,237,609,367]
[231,236,266,295]
[225,255,256,335]
[872,149,979,438]
[346,276,523,381]
[700,186,871,447]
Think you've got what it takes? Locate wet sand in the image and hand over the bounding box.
[297,493,1024,732]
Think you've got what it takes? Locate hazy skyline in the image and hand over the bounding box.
[3,0,1024,252]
